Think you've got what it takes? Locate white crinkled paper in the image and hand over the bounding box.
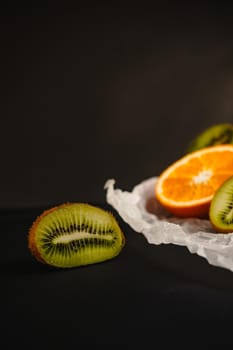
[104,177,233,272]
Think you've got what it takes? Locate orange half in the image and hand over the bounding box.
[155,144,233,218]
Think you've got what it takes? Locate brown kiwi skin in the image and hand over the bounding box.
[210,207,233,233]
[209,177,233,233]
[28,203,71,264]
[210,222,233,234]
[186,123,233,154]
[28,202,125,266]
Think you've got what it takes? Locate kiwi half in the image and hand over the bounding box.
[186,123,233,153]
[28,203,125,268]
[209,176,233,233]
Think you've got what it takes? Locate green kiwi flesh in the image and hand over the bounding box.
[29,203,125,268]
[209,176,233,233]
[186,123,233,153]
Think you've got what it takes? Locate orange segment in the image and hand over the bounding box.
[155,144,233,218]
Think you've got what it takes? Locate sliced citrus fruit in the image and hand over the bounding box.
[155,144,233,218]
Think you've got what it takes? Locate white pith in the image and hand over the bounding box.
[156,145,233,207]
[192,169,212,184]
[52,231,113,244]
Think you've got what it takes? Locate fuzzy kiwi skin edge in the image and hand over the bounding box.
[209,177,233,233]
[28,203,125,268]
[186,123,233,153]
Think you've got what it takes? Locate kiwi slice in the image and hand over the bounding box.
[28,203,125,268]
[186,123,233,153]
[209,176,233,233]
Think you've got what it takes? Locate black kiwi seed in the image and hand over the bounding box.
[28,203,125,268]
[209,176,233,233]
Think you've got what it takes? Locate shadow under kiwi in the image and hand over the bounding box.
[144,197,233,293]
[2,257,56,276]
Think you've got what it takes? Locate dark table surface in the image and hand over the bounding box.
[3,204,233,347]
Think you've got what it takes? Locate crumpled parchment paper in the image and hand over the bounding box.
[104,177,233,272]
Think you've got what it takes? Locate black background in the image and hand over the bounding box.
[2,3,233,208]
[3,205,233,347]
[3,3,233,347]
